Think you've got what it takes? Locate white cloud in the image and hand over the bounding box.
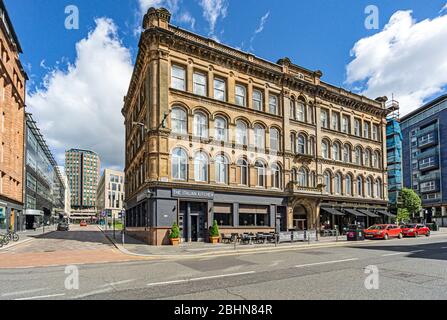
[254,11,270,35]
[249,11,270,51]
[178,11,196,30]
[440,3,447,13]
[199,0,228,37]
[138,0,180,14]
[27,18,133,170]
[346,7,447,115]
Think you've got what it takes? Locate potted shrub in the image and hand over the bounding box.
[209,220,220,244]
[169,223,180,246]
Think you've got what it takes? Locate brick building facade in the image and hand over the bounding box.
[0,0,27,232]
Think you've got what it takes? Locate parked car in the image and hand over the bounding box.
[401,224,430,237]
[364,224,403,240]
[80,220,88,227]
[57,222,69,232]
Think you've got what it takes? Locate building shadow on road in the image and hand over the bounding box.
[27,230,113,246]
[348,240,447,261]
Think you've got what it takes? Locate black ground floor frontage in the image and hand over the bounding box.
[125,187,391,245]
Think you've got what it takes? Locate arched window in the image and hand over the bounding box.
[215,155,229,184]
[322,140,330,159]
[290,132,296,153]
[309,171,316,188]
[323,171,331,194]
[355,147,362,165]
[297,99,306,122]
[366,177,373,197]
[254,125,265,150]
[236,120,248,145]
[172,148,188,180]
[357,176,364,197]
[343,145,351,163]
[194,152,208,182]
[334,172,342,195]
[308,104,314,124]
[255,161,266,187]
[194,112,208,138]
[237,159,248,186]
[332,142,341,161]
[290,99,296,120]
[291,168,298,183]
[375,178,382,199]
[346,175,352,196]
[309,137,315,156]
[270,128,280,152]
[364,149,371,167]
[298,168,308,187]
[272,164,281,189]
[214,116,227,142]
[171,107,187,134]
[297,134,307,154]
[373,151,380,168]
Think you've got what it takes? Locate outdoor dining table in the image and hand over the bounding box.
[241,234,257,245]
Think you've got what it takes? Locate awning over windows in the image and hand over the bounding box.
[376,210,397,218]
[321,207,345,216]
[344,209,366,217]
[24,209,44,216]
[239,205,269,214]
[357,209,380,218]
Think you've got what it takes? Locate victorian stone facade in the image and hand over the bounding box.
[123,8,390,245]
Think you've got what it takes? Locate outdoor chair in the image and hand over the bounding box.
[221,233,232,244]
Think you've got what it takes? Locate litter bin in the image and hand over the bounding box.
[346,226,365,241]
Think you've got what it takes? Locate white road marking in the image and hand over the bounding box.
[295,258,359,268]
[189,271,256,282]
[382,252,406,257]
[382,250,425,257]
[100,279,136,288]
[147,271,256,287]
[2,288,48,297]
[442,247,447,249]
[147,279,189,287]
[73,288,114,299]
[15,293,66,300]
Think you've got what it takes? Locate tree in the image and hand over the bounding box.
[169,223,180,239]
[209,220,220,238]
[397,208,410,224]
[400,188,422,217]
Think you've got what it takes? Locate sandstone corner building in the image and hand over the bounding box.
[123,8,392,245]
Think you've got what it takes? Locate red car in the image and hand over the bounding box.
[80,220,88,227]
[401,224,431,238]
[364,224,403,240]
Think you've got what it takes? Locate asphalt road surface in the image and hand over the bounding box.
[0,228,446,300]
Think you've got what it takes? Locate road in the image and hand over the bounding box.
[0,226,446,300]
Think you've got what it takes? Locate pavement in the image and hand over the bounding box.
[0,225,145,269]
[0,231,446,300]
[100,227,352,258]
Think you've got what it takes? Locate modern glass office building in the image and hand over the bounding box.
[24,113,65,229]
[401,94,447,225]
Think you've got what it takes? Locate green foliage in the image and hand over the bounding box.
[169,223,180,239]
[397,208,410,224]
[209,220,220,237]
[400,188,422,216]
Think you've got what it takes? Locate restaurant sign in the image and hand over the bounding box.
[172,189,214,200]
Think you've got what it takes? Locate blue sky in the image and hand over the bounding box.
[4,0,447,170]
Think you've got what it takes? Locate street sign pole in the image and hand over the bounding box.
[113,214,115,239]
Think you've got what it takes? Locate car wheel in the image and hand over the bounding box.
[384,233,389,240]
[426,231,431,237]
[398,233,403,239]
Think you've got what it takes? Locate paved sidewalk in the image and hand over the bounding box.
[99,227,351,258]
[0,226,57,251]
